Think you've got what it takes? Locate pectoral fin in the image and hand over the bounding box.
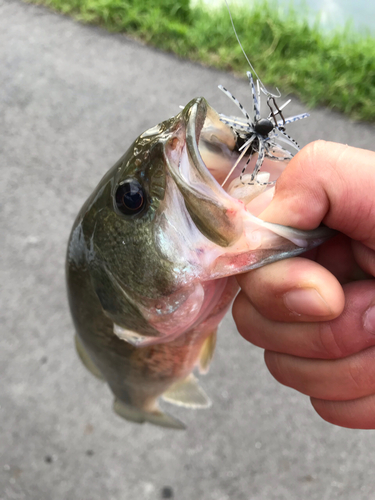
[74,334,104,380]
[113,323,153,347]
[162,374,211,408]
[198,330,217,374]
[113,399,186,430]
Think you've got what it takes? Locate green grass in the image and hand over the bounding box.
[29,0,375,122]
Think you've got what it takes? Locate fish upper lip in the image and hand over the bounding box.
[184,97,208,172]
[184,98,228,193]
[166,97,237,201]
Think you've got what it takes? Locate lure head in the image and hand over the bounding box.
[254,118,274,136]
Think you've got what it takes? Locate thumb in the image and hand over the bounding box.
[261,141,375,251]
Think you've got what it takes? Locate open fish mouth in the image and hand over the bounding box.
[163,98,333,275]
[167,97,282,213]
[163,98,286,251]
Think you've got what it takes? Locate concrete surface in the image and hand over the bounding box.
[1,1,375,499]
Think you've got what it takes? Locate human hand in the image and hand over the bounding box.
[233,141,375,429]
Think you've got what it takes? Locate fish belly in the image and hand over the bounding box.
[69,262,238,428]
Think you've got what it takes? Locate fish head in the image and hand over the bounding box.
[68,98,332,346]
[77,99,237,297]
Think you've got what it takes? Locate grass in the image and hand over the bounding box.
[28,0,375,122]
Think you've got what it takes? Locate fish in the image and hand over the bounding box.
[66,97,333,429]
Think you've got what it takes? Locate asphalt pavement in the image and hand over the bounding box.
[1,1,375,499]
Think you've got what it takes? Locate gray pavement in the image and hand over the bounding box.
[1,1,375,499]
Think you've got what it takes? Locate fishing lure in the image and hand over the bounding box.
[219,1,309,189]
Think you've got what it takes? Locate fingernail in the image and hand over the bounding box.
[283,288,331,317]
[363,305,375,335]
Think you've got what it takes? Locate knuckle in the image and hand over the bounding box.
[347,361,365,392]
[345,347,375,396]
[299,140,333,182]
[298,140,328,168]
[232,304,263,347]
[309,139,329,156]
[232,293,246,330]
[264,351,286,383]
[235,272,256,300]
[318,322,346,359]
[232,292,255,341]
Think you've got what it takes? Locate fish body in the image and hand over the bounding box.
[66,98,332,428]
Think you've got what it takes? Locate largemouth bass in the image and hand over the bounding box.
[66,97,331,429]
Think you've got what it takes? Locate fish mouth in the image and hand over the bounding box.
[164,98,333,259]
[164,97,274,248]
[181,97,282,208]
[182,97,239,192]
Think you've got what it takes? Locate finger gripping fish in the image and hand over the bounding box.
[66,98,332,429]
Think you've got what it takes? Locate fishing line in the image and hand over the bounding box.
[224,0,281,98]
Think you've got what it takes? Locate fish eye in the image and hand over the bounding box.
[115,179,146,216]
